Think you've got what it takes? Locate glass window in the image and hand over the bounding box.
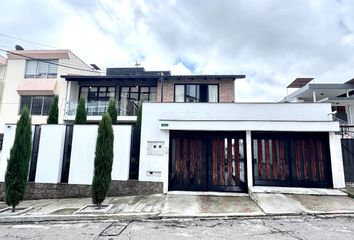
[174,84,218,103]
[186,85,199,102]
[19,96,54,115]
[25,61,37,78]
[208,85,218,102]
[175,85,185,102]
[25,59,58,78]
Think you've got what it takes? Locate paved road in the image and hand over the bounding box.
[0,215,353,239]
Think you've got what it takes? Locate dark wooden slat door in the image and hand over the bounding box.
[252,132,332,188]
[169,131,246,192]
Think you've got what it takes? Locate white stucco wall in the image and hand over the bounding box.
[0,124,35,182]
[68,125,98,185]
[68,124,132,185]
[329,132,346,188]
[35,125,66,183]
[139,102,344,192]
[0,125,17,182]
[112,125,132,181]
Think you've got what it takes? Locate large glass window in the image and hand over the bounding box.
[79,86,116,102]
[19,96,54,115]
[174,84,218,102]
[119,86,157,102]
[25,59,59,78]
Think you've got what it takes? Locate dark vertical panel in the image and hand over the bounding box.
[219,139,225,185]
[302,140,309,180]
[61,125,74,183]
[227,138,232,185]
[272,139,278,179]
[310,140,317,181]
[265,140,271,179]
[235,139,240,184]
[317,139,324,181]
[183,138,188,184]
[257,140,263,179]
[279,140,286,180]
[212,139,218,185]
[189,138,195,183]
[175,138,181,182]
[197,139,203,185]
[294,140,301,180]
[28,125,41,182]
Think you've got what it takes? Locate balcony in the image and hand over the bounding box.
[64,100,139,122]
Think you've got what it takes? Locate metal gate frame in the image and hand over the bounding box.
[168,131,247,192]
[251,131,333,188]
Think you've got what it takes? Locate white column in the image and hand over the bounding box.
[329,132,345,188]
[312,90,316,102]
[246,130,253,189]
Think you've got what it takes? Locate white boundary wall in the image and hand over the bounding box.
[35,125,66,183]
[0,124,132,185]
[69,125,132,185]
[139,102,345,193]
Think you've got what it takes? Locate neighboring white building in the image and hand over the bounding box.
[0,56,7,114]
[284,78,354,125]
[0,49,99,133]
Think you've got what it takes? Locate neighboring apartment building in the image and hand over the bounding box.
[0,50,99,133]
[61,67,244,123]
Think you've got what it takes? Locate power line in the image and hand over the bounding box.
[0,33,59,49]
[0,48,104,74]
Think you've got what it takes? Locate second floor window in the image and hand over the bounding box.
[175,84,218,102]
[25,59,59,78]
[79,86,116,102]
[19,95,54,115]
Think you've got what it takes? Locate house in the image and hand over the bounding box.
[0,56,7,114]
[0,49,100,134]
[0,58,347,199]
[61,67,245,123]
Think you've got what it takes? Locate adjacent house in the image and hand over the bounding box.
[0,49,99,134]
[61,68,244,123]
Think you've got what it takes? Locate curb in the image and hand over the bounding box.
[1,211,354,224]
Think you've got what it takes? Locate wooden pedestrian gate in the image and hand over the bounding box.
[252,132,332,188]
[169,131,247,192]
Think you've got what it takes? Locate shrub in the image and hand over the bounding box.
[91,113,114,208]
[47,95,59,124]
[75,97,87,124]
[107,99,117,125]
[5,107,32,212]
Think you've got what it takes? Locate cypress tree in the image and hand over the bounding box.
[75,97,87,124]
[107,99,117,125]
[5,107,32,212]
[47,95,59,124]
[91,113,114,208]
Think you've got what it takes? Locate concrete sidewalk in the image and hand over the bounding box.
[1,190,354,223]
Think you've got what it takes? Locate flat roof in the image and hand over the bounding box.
[286,83,354,101]
[287,78,314,88]
[62,74,246,81]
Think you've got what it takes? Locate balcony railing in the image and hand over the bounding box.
[66,100,139,117]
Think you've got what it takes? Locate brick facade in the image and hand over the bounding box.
[156,78,235,102]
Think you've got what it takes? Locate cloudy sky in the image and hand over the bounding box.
[1,0,354,101]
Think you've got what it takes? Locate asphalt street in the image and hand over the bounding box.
[0,215,353,239]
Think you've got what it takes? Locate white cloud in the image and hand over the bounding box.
[1,0,354,101]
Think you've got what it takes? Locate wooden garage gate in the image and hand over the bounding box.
[252,132,332,188]
[169,131,247,192]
